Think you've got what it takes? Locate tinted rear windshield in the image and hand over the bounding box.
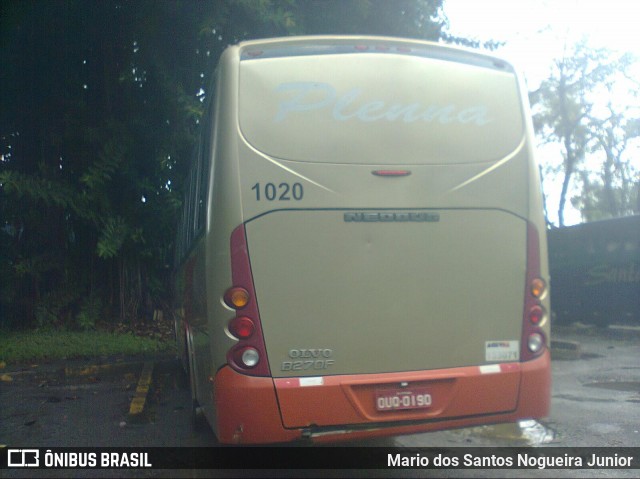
[239,44,525,164]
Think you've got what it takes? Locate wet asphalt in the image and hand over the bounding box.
[1,325,639,478]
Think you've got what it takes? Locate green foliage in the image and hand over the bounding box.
[0,231,17,317]
[0,0,450,328]
[230,0,300,34]
[13,254,60,279]
[80,140,127,191]
[0,170,76,212]
[34,290,79,328]
[97,216,130,259]
[76,294,104,331]
[34,303,57,329]
[0,330,173,363]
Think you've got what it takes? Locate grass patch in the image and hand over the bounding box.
[0,329,175,364]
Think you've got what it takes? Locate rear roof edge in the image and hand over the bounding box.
[237,35,516,73]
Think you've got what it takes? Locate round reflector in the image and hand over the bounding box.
[527,333,544,353]
[240,348,259,368]
[229,316,255,339]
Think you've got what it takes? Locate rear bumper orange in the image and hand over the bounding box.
[212,350,550,444]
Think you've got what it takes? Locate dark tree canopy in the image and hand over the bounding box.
[0,0,447,328]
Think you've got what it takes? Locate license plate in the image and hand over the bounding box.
[375,387,432,411]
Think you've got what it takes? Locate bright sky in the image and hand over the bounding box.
[443,0,640,226]
[444,0,640,87]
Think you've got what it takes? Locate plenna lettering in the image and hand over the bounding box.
[274,82,492,126]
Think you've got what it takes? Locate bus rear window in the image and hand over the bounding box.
[239,53,524,165]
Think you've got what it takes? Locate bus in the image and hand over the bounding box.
[173,36,551,445]
[548,216,640,326]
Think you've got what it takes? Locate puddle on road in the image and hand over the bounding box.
[470,420,555,445]
[518,420,556,445]
[584,381,640,392]
[553,394,611,403]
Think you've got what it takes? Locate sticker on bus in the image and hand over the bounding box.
[485,340,519,361]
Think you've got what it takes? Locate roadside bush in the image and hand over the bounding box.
[34,290,79,328]
[76,294,104,331]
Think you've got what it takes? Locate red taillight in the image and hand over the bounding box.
[226,225,270,377]
[372,170,412,177]
[529,306,545,325]
[229,316,254,339]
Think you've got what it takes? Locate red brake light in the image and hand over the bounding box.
[372,170,412,177]
[229,316,255,339]
[529,306,545,325]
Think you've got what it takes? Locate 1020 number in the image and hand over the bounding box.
[251,182,304,201]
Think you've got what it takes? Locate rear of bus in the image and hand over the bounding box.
[209,36,550,444]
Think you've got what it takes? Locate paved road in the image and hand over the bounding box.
[1,325,638,477]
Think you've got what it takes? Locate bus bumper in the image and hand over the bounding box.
[212,350,550,444]
[213,366,302,444]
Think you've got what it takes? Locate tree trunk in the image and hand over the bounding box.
[558,135,577,227]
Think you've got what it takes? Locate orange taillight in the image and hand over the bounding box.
[530,278,546,299]
[224,287,250,309]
